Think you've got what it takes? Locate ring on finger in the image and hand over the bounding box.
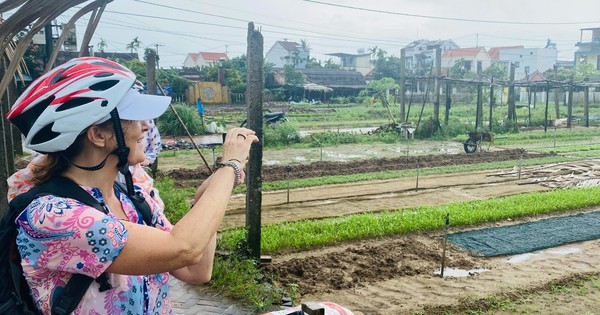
[237,134,247,140]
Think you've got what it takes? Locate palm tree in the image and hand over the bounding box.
[97,38,107,53]
[368,46,379,58]
[300,39,311,53]
[126,36,142,53]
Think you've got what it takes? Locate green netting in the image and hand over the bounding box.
[447,211,600,257]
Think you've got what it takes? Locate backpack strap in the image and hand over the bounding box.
[6,176,109,315]
[114,181,153,226]
[37,176,107,214]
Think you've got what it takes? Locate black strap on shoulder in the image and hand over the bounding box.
[50,273,94,315]
[114,181,153,226]
[36,176,108,214]
[7,176,109,315]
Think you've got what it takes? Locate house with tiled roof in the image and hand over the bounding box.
[441,47,491,74]
[403,39,459,74]
[265,40,309,69]
[183,52,229,68]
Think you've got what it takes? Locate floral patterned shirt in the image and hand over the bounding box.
[142,120,161,164]
[15,183,174,315]
[7,155,157,203]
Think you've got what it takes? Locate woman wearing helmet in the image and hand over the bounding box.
[6,57,257,314]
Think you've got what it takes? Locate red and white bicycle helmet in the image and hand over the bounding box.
[7,57,170,153]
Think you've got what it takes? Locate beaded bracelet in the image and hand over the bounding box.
[216,160,242,186]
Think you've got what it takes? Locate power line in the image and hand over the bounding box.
[132,0,414,43]
[303,0,600,25]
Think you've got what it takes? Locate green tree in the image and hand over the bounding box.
[323,58,340,69]
[126,36,142,53]
[115,58,146,82]
[284,64,304,99]
[200,60,246,93]
[368,46,379,58]
[97,38,107,53]
[448,59,475,79]
[481,61,508,81]
[372,50,402,81]
[284,64,304,86]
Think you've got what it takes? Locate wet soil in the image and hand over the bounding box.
[162,147,598,314]
[162,149,556,185]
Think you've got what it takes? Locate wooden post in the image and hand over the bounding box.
[399,48,406,123]
[527,86,532,126]
[507,63,516,122]
[433,47,441,130]
[553,64,560,119]
[245,22,264,260]
[444,80,450,126]
[584,85,590,127]
[567,83,573,128]
[476,84,483,130]
[544,81,550,132]
[488,78,494,131]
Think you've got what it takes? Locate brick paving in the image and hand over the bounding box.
[170,277,256,315]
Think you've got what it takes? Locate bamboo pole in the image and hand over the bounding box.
[156,83,213,175]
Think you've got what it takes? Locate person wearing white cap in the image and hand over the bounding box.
[4,57,257,314]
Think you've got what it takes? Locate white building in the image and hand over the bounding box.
[496,47,557,80]
[403,39,459,74]
[265,40,309,69]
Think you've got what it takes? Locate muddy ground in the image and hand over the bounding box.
[163,148,556,185]
[162,146,600,314]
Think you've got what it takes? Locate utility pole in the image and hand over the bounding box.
[154,43,163,69]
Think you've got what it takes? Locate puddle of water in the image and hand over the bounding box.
[195,134,224,145]
[433,268,489,277]
[507,247,582,264]
[507,253,537,264]
[292,156,307,162]
[301,200,337,206]
[324,151,363,160]
[547,247,581,255]
[365,193,399,199]
[299,127,378,137]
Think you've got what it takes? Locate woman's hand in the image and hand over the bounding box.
[220,127,258,168]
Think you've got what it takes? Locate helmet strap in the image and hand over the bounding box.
[109,108,135,196]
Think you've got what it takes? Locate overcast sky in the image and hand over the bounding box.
[49,0,600,68]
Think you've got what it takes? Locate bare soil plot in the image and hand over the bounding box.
[161,147,600,314]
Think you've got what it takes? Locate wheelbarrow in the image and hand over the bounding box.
[463,131,493,153]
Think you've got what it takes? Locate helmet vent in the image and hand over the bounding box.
[56,97,95,112]
[89,79,119,91]
[30,122,60,145]
[94,72,114,78]
[9,95,55,137]
[49,68,70,85]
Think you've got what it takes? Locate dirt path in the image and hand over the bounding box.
[221,169,550,228]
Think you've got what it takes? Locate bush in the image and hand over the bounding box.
[263,122,301,147]
[414,118,441,139]
[306,131,360,147]
[157,103,206,136]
